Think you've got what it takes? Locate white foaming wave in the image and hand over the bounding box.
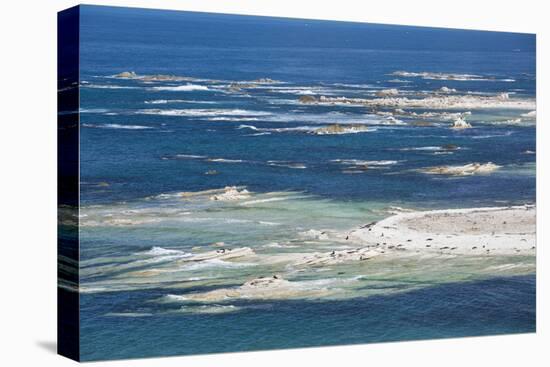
[245,132,272,136]
[83,84,138,89]
[139,254,192,265]
[171,154,207,159]
[399,146,450,151]
[138,246,189,256]
[237,124,326,133]
[329,82,377,89]
[240,124,312,132]
[257,221,282,226]
[471,131,514,139]
[207,117,260,122]
[151,84,211,92]
[485,263,527,271]
[138,109,271,117]
[238,124,259,130]
[79,286,111,294]
[105,312,153,317]
[392,71,515,82]
[207,158,244,163]
[145,99,218,104]
[82,123,152,130]
[267,161,307,169]
[163,154,248,164]
[79,108,110,113]
[240,197,293,205]
[184,258,254,271]
[387,79,413,83]
[252,85,335,95]
[487,118,525,126]
[162,294,188,302]
[331,159,400,166]
[176,304,242,314]
[239,123,378,135]
[263,110,384,125]
[272,88,317,95]
[263,242,299,248]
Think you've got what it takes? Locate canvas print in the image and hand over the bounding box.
[58,5,536,361]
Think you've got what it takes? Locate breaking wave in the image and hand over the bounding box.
[138,109,271,117]
[145,99,218,104]
[82,123,152,130]
[151,84,211,92]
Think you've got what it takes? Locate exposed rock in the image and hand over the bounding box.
[294,247,381,266]
[140,74,193,82]
[227,79,279,91]
[242,275,287,288]
[422,162,501,176]
[114,71,195,82]
[411,121,434,127]
[298,95,318,104]
[178,275,330,302]
[252,78,278,84]
[312,124,370,135]
[311,94,534,110]
[229,82,254,90]
[352,205,535,255]
[441,144,459,151]
[115,71,138,78]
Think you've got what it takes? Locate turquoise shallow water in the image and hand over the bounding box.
[69,5,536,361]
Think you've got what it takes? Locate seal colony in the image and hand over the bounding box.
[76,188,535,303]
[153,205,535,304]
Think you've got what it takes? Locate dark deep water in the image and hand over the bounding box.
[80,275,535,360]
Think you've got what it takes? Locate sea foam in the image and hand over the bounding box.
[151,84,211,92]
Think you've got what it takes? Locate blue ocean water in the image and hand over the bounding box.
[74,5,536,361]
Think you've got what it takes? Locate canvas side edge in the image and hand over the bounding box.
[57,5,81,362]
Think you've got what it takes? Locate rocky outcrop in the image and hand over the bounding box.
[252,78,278,84]
[312,124,370,135]
[294,248,381,266]
[298,95,318,104]
[115,71,138,78]
[113,71,193,81]
[422,162,501,176]
[410,121,434,127]
[441,144,459,151]
[302,94,534,110]
[178,275,331,302]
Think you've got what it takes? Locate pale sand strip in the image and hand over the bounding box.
[349,205,536,255]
